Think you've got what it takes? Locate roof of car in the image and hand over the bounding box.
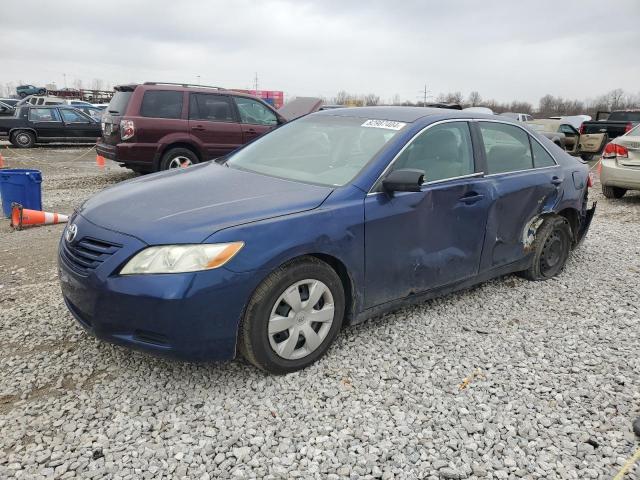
[314,106,496,122]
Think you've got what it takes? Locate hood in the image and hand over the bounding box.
[79,162,333,244]
[278,97,323,121]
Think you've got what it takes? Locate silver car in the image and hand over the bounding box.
[600,123,640,198]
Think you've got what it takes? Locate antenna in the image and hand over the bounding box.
[254,72,259,91]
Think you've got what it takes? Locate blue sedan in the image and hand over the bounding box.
[58,107,596,373]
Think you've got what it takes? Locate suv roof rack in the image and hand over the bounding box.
[143,82,225,90]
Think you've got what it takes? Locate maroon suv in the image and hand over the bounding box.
[96,82,286,172]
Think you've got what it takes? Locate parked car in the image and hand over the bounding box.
[526,119,606,160]
[16,95,67,107]
[549,115,591,130]
[74,105,105,121]
[580,110,640,141]
[96,82,286,173]
[0,98,19,107]
[59,107,596,373]
[0,105,101,147]
[463,106,495,115]
[500,112,533,122]
[16,85,47,97]
[0,101,15,116]
[600,123,640,198]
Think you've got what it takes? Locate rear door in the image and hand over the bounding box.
[28,107,65,138]
[100,89,133,146]
[476,121,560,270]
[188,93,243,159]
[232,96,279,143]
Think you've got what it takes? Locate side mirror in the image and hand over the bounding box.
[382,169,425,193]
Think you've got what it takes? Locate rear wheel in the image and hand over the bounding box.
[239,257,345,374]
[159,148,199,171]
[519,216,571,281]
[37,89,46,95]
[580,153,594,161]
[602,185,626,199]
[11,130,35,148]
[18,92,26,98]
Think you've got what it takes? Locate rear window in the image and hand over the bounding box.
[140,91,183,119]
[609,111,640,122]
[107,91,132,115]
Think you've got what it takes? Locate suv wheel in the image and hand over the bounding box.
[239,256,345,374]
[602,185,626,199]
[160,148,199,171]
[11,130,36,148]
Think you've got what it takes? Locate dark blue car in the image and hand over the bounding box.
[58,107,596,373]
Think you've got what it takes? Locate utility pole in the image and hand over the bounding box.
[416,84,430,106]
[254,72,259,92]
[63,73,67,89]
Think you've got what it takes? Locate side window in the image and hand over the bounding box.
[530,138,556,168]
[60,109,88,122]
[394,122,475,183]
[479,122,533,174]
[140,91,183,119]
[233,97,277,126]
[189,94,235,122]
[559,124,577,136]
[29,108,60,121]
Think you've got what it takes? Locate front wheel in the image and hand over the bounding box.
[519,216,571,281]
[602,185,626,199]
[239,257,345,374]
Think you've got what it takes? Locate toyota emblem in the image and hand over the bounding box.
[65,223,78,243]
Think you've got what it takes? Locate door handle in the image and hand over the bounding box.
[246,128,257,134]
[191,125,205,131]
[458,192,484,204]
[551,176,563,186]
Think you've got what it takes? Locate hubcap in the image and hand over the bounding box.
[268,279,335,360]
[168,156,193,169]
[17,134,29,145]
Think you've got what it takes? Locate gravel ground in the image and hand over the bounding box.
[0,146,639,479]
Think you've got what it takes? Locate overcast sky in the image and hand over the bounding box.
[1,0,638,105]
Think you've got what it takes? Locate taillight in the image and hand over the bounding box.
[587,172,594,188]
[120,120,135,141]
[602,142,628,159]
[624,122,633,134]
[579,124,585,134]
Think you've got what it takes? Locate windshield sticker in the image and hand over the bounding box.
[361,119,406,130]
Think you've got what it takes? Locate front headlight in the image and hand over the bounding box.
[120,242,244,275]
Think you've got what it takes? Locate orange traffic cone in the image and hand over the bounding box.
[11,203,69,230]
[96,155,105,168]
[0,151,5,168]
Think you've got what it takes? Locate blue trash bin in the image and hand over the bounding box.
[0,169,43,218]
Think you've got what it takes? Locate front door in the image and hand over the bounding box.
[188,93,244,159]
[232,96,278,143]
[59,108,98,140]
[364,121,491,308]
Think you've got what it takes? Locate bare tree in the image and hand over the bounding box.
[92,78,104,91]
[334,90,349,105]
[364,93,380,106]
[467,91,482,106]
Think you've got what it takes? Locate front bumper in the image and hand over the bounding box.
[58,214,261,362]
[600,158,640,190]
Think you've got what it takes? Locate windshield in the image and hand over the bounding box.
[626,124,640,136]
[226,115,406,186]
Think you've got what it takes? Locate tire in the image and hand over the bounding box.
[18,92,26,98]
[159,147,199,171]
[580,153,594,162]
[519,216,572,281]
[11,130,36,148]
[239,256,345,374]
[37,89,46,95]
[602,185,626,199]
